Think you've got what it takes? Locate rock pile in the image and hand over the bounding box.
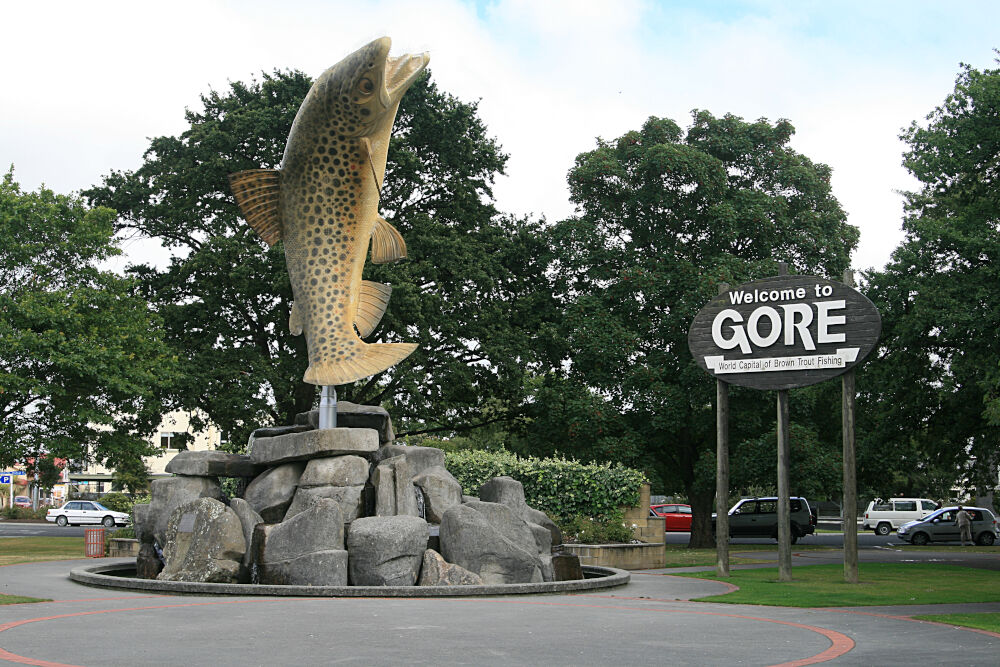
[133,402,579,588]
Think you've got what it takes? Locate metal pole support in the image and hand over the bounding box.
[319,385,337,430]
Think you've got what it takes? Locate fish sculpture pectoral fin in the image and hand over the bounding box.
[289,302,304,336]
[229,169,282,246]
[303,342,418,386]
[355,281,392,338]
[370,216,407,264]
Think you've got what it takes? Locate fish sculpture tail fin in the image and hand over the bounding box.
[303,342,418,386]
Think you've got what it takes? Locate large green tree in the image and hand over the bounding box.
[85,70,556,448]
[861,57,1000,501]
[529,112,857,545]
[0,169,171,473]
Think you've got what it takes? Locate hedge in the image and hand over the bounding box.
[444,449,646,521]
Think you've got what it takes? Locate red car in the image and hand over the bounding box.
[650,503,693,532]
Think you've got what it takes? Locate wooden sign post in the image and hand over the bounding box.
[715,283,730,577]
[688,270,880,583]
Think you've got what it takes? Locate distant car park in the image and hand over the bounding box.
[650,504,693,532]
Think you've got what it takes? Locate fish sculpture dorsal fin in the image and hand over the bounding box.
[371,216,407,264]
[229,169,282,246]
[289,301,304,336]
[355,281,392,338]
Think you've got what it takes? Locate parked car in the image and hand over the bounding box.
[862,497,939,535]
[12,496,32,508]
[897,506,998,546]
[45,500,130,528]
[650,504,693,532]
[712,497,816,543]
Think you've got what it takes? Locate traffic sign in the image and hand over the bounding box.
[0,475,9,484]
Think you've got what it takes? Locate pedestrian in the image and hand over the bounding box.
[955,505,973,546]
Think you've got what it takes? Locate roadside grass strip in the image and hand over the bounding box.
[911,612,1000,634]
[0,594,49,606]
[0,537,85,567]
[678,563,1000,607]
[664,544,836,567]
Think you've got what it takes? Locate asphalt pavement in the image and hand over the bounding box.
[1,549,998,666]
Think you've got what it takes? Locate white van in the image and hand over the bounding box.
[862,498,939,535]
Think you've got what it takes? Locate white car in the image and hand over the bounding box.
[46,500,130,528]
[862,497,939,535]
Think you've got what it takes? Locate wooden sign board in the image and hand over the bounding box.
[688,275,881,390]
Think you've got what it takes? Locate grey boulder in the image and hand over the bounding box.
[439,502,543,585]
[132,503,151,544]
[136,541,163,580]
[157,498,245,583]
[243,462,306,523]
[284,484,364,523]
[552,552,584,581]
[480,476,562,548]
[347,515,428,586]
[375,444,444,478]
[372,455,418,517]
[297,455,369,488]
[164,450,261,478]
[147,476,223,548]
[413,466,463,523]
[228,497,263,581]
[251,428,378,465]
[418,549,483,586]
[256,498,348,586]
[296,401,395,444]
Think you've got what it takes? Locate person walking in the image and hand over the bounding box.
[955,505,973,546]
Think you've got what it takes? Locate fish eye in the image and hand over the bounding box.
[358,77,375,95]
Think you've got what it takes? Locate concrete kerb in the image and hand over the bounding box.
[69,559,629,597]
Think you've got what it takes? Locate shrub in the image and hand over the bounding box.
[97,492,133,513]
[111,526,135,539]
[558,510,636,544]
[444,449,646,521]
[1,505,47,520]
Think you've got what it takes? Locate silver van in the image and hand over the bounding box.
[896,506,998,546]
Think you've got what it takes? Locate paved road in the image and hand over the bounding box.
[0,521,87,538]
[0,558,997,666]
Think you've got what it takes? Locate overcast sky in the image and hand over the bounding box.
[4,0,998,272]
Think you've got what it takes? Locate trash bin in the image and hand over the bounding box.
[85,528,105,558]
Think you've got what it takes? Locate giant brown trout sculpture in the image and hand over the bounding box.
[230,37,427,386]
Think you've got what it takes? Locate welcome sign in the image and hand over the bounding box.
[688,275,881,390]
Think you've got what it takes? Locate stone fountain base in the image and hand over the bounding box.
[70,560,628,597]
[129,404,595,592]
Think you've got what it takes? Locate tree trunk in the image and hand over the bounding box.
[687,485,716,548]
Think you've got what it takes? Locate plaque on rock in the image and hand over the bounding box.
[687,274,881,390]
[177,512,197,533]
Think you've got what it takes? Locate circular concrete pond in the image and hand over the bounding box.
[70,559,629,597]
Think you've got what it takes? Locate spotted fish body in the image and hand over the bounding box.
[230,37,427,386]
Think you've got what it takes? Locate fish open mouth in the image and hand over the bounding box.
[384,50,430,105]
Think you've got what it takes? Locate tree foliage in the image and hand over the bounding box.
[0,169,171,471]
[861,57,1000,496]
[527,112,856,545]
[85,70,556,448]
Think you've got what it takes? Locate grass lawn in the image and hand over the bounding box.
[664,544,836,567]
[912,612,1000,633]
[676,563,1000,607]
[0,593,49,605]
[0,537,86,567]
